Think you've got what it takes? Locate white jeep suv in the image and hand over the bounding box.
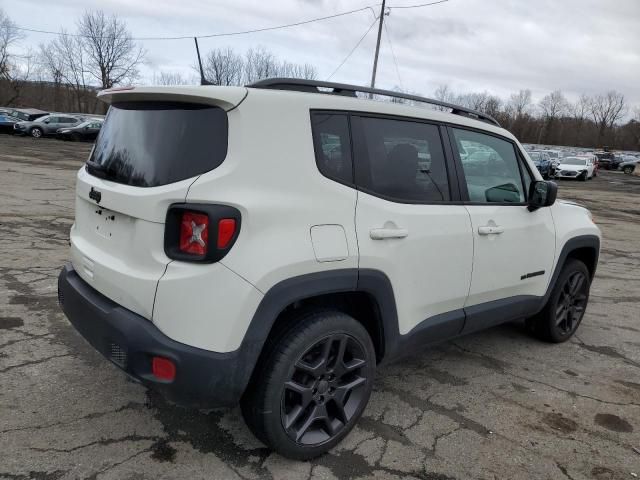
[58,79,600,459]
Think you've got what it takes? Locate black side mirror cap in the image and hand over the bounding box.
[528,180,557,211]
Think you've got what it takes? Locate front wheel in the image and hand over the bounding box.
[623,166,634,175]
[30,127,43,138]
[241,310,375,460]
[527,259,590,343]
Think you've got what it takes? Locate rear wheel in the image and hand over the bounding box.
[241,310,375,460]
[527,259,590,343]
[30,127,43,138]
[623,165,634,174]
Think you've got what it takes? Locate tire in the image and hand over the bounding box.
[30,127,43,138]
[527,259,590,343]
[241,309,376,460]
[579,172,587,181]
[71,133,82,142]
[623,166,634,175]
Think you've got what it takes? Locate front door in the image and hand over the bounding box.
[352,115,473,340]
[449,127,556,333]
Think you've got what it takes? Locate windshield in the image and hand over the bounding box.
[562,158,587,166]
[87,102,228,187]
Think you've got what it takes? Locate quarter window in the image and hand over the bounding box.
[452,128,526,203]
[310,113,353,185]
[353,116,450,202]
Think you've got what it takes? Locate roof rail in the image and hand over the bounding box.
[248,78,501,127]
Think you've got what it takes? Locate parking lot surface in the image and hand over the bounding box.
[1,135,639,480]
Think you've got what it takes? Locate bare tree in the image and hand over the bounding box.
[244,47,279,83]
[278,61,317,80]
[433,84,456,111]
[589,91,627,143]
[537,90,569,143]
[38,30,89,110]
[152,71,194,86]
[202,47,244,86]
[77,10,145,89]
[0,8,31,105]
[199,45,317,85]
[539,90,568,119]
[507,89,532,119]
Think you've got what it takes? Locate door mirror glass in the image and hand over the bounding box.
[528,180,557,211]
[43,119,50,124]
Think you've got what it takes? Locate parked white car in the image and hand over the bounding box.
[555,156,596,181]
[58,79,601,459]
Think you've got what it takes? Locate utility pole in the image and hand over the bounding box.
[369,0,387,97]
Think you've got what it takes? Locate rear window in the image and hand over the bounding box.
[87,102,228,187]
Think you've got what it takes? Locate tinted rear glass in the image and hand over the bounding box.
[87,102,228,187]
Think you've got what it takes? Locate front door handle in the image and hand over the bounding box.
[478,225,504,235]
[370,228,409,240]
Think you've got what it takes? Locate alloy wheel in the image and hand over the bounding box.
[555,271,588,335]
[281,333,368,445]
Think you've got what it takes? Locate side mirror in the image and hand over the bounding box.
[528,180,557,211]
[43,119,50,124]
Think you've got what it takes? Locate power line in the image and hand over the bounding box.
[383,19,404,90]
[13,5,381,41]
[327,18,379,81]
[388,0,448,9]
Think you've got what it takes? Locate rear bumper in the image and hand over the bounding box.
[58,264,250,407]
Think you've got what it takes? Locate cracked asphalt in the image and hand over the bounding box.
[1,134,639,480]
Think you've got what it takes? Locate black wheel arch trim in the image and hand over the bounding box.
[538,234,600,311]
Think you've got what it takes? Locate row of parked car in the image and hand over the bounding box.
[523,145,640,179]
[0,107,103,141]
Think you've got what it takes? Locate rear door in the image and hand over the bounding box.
[448,127,556,333]
[352,114,473,341]
[71,100,232,320]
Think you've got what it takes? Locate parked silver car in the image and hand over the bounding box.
[13,114,83,138]
[618,156,639,174]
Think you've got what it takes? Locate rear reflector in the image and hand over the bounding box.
[217,218,237,249]
[179,211,209,255]
[152,356,176,381]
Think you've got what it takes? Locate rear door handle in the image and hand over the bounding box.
[370,228,409,240]
[478,225,504,235]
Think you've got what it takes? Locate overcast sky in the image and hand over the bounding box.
[5,0,640,113]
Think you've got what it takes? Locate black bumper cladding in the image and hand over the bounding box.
[57,264,247,407]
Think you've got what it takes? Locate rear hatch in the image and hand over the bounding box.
[70,86,246,320]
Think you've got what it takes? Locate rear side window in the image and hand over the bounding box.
[310,113,353,185]
[353,116,450,202]
[87,102,228,187]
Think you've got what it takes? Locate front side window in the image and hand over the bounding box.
[452,128,526,203]
[310,113,353,185]
[354,116,450,202]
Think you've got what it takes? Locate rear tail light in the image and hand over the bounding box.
[165,203,241,263]
[217,218,236,249]
[179,211,209,255]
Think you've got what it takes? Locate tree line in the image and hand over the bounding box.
[430,86,639,150]
[1,8,638,150]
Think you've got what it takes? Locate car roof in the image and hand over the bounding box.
[97,84,518,143]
